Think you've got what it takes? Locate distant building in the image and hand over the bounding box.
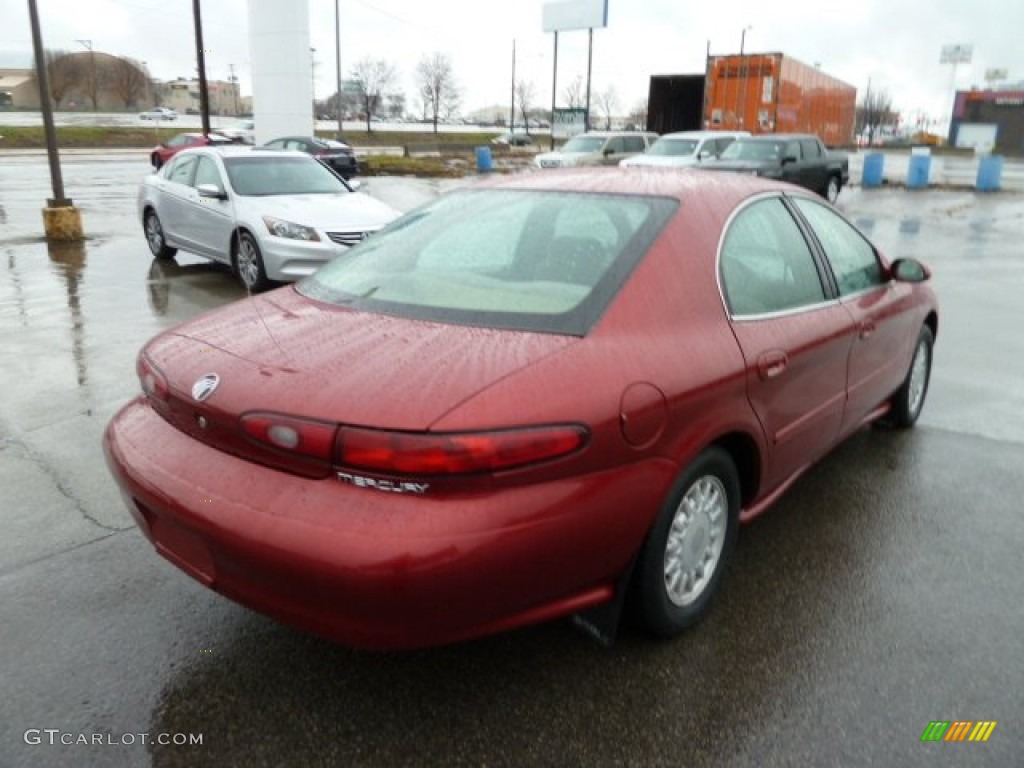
[160,78,244,116]
[949,88,1024,154]
[0,68,36,107]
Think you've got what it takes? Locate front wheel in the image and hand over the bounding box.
[234,231,271,292]
[888,325,934,428]
[824,174,841,204]
[151,153,163,170]
[632,447,740,637]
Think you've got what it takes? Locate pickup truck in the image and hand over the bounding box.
[702,133,850,203]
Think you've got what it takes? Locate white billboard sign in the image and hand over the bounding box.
[553,108,586,138]
[542,0,608,32]
[939,44,973,64]
[985,68,1008,82]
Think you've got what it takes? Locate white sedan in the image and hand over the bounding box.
[139,107,179,121]
[138,146,401,292]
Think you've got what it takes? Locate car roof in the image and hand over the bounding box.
[737,133,816,142]
[476,166,801,208]
[578,130,658,139]
[178,145,310,160]
[661,130,749,139]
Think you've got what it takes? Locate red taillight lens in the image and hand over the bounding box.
[337,425,588,476]
[137,353,168,403]
[240,412,338,460]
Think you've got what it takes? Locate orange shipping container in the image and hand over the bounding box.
[703,53,856,147]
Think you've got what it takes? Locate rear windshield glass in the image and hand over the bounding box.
[224,155,349,196]
[298,189,677,335]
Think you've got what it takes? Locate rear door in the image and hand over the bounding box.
[799,138,828,195]
[720,195,856,490]
[790,197,920,432]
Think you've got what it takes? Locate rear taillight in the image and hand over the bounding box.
[336,425,588,476]
[240,412,338,461]
[137,353,168,403]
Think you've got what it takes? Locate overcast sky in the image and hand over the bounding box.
[1,0,1019,126]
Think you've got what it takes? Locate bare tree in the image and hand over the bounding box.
[628,98,648,130]
[594,85,618,130]
[562,75,585,109]
[39,49,82,107]
[415,52,461,134]
[856,84,896,145]
[110,57,148,108]
[80,51,106,110]
[350,57,398,132]
[515,79,535,134]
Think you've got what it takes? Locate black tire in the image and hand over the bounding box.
[234,231,271,292]
[632,446,740,637]
[824,174,841,204]
[151,153,162,170]
[143,210,177,260]
[888,325,934,428]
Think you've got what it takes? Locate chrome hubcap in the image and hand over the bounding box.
[827,179,839,202]
[145,216,162,252]
[238,239,259,288]
[908,339,929,415]
[664,475,727,607]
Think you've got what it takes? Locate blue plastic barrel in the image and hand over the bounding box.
[976,155,1004,192]
[862,153,884,188]
[475,146,493,173]
[907,155,931,189]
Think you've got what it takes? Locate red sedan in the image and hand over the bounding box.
[104,170,938,649]
[150,132,235,169]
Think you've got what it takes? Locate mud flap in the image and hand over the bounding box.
[570,558,637,647]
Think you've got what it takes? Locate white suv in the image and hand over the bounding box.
[534,131,659,168]
[620,130,749,168]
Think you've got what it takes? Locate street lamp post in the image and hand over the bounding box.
[335,0,343,137]
[310,47,317,120]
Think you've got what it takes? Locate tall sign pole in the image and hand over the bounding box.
[940,43,972,143]
[510,39,516,132]
[550,32,559,149]
[335,0,343,138]
[542,0,608,134]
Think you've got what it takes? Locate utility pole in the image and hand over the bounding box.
[310,47,317,119]
[738,26,751,130]
[75,39,96,111]
[584,28,593,131]
[192,0,210,134]
[549,32,558,149]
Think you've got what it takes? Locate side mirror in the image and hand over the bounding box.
[890,257,930,283]
[698,150,712,161]
[346,178,363,192]
[196,183,227,200]
[782,154,798,165]
[603,147,614,156]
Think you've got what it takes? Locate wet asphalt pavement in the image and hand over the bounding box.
[1,155,1022,767]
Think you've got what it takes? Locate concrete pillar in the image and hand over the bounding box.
[247,0,313,145]
[42,205,84,241]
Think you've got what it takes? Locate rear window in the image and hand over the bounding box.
[299,189,677,335]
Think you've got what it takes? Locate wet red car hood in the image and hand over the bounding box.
[148,286,577,430]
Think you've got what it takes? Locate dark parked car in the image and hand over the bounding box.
[491,132,536,148]
[105,169,937,650]
[705,134,850,202]
[150,132,235,169]
[263,136,359,179]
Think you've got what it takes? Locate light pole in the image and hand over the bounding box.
[738,26,751,130]
[75,39,95,111]
[310,47,317,121]
[335,0,343,137]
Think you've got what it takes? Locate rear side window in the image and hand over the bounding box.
[720,198,826,316]
[793,198,882,295]
[300,189,677,335]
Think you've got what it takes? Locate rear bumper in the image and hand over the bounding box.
[103,398,673,648]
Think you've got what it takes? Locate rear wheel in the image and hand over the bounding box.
[144,210,177,259]
[632,447,740,637]
[888,325,934,428]
[824,174,841,204]
[234,231,271,293]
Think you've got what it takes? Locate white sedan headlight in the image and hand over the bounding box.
[262,216,321,241]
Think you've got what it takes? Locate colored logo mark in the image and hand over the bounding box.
[921,721,997,742]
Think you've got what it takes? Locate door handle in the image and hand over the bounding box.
[757,350,789,380]
[859,321,876,340]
